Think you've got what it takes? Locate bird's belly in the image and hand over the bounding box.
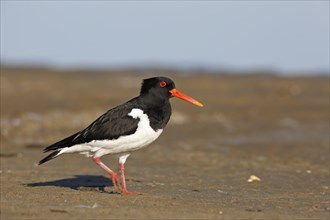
[92,127,163,156]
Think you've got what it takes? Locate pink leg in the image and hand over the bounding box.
[92,156,120,190]
[119,163,138,195]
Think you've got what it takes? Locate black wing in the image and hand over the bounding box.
[42,97,140,153]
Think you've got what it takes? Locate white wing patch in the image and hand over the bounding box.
[128,108,144,119]
[58,108,163,158]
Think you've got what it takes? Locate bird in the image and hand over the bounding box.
[39,76,203,194]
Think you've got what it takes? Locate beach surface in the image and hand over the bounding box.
[1,68,329,219]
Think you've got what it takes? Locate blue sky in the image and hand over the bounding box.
[1,1,329,74]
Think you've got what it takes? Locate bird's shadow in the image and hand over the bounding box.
[26,175,115,193]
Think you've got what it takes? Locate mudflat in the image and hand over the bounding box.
[1,68,329,219]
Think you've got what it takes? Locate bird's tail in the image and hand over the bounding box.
[39,132,80,165]
[38,150,61,165]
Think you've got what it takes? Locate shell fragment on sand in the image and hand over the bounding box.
[247,175,261,182]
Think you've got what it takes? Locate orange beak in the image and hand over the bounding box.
[170,89,203,107]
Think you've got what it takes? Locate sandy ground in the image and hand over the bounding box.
[1,67,329,219]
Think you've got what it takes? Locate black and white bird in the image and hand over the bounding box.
[39,76,203,194]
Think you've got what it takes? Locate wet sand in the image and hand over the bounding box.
[1,67,329,219]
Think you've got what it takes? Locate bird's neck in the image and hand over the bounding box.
[140,94,172,131]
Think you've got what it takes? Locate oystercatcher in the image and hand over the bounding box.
[39,76,203,194]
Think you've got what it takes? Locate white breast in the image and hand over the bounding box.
[58,108,163,158]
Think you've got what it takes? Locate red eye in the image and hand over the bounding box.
[160,81,167,87]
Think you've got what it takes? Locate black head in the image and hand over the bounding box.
[140,77,175,98]
[140,76,204,107]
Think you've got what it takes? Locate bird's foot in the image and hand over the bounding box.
[121,188,140,195]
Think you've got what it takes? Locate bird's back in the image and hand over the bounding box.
[44,98,142,152]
